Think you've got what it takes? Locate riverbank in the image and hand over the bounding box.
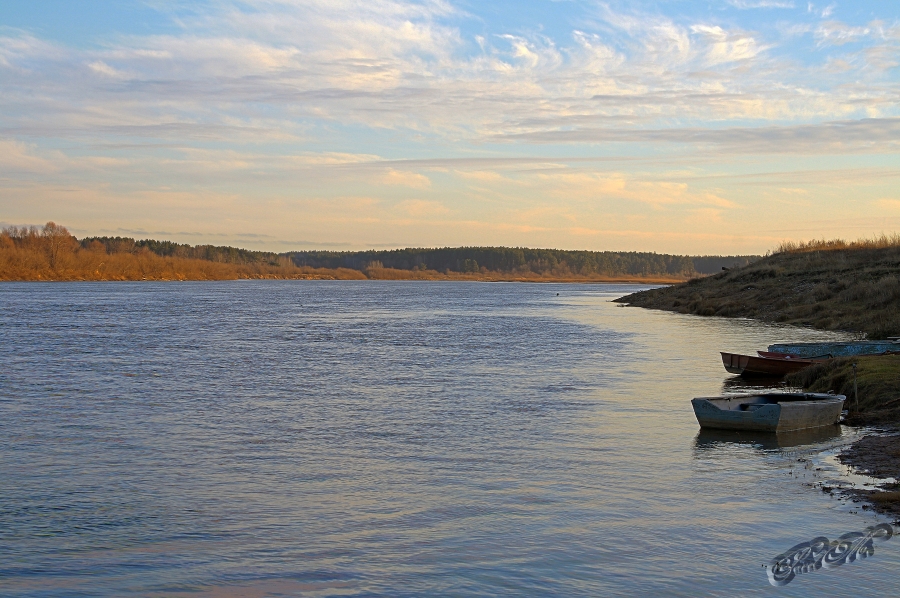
[785,357,900,424]
[784,357,900,518]
[837,434,900,519]
[615,239,900,340]
[0,257,685,283]
[616,239,900,423]
[1,222,697,283]
[617,238,900,518]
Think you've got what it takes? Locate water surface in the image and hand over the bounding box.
[1,282,897,596]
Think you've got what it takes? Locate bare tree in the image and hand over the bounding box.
[42,222,76,269]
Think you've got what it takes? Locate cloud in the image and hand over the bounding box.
[378,169,432,188]
[87,60,125,78]
[521,171,739,211]
[394,199,449,216]
[456,170,515,183]
[493,118,900,154]
[686,208,725,224]
[2,1,900,254]
[875,198,900,211]
[1,1,896,146]
[728,1,795,9]
[816,21,872,46]
[0,138,58,173]
[690,25,767,64]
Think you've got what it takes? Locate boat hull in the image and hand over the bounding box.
[768,341,900,358]
[720,352,817,377]
[691,394,845,433]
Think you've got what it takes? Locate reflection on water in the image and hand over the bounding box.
[2,281,897,596]
[767,524,894,586]
[694,426,844,451]
[721,375,793,393]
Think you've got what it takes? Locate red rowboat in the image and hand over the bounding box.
[720,351,825,377]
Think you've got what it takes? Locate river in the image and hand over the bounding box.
[1,281,897,596]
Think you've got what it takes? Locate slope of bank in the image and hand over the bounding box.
[616,242,900,339]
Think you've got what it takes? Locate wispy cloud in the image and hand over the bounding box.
[1,1,899,253]
[2,2,894,142]
[816,21,873,46]
[492,118,900,154]
[728,1,795,9]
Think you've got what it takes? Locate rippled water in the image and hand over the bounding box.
[2,281,898,596]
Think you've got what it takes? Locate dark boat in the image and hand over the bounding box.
[720,351,828,377]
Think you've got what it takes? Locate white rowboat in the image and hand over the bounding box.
[691,393,845,433]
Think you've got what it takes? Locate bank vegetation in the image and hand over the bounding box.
[616,235,900,339]
[1,222,757,283]
[0,223,363,281]
[289,247,757,279]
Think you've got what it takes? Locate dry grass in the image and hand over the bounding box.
[776,233,900,254]
[785,356,900,422]
[618,240,900,339]
[868,490,900,506]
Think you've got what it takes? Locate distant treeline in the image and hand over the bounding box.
[81,236,283,266]
[1,221,760,281]
[287,248,759,277]
[0,223,322,281]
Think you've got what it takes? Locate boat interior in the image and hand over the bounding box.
[700,393,840,412]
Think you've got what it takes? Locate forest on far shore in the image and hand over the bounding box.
[0,223,328,281]
[287,248,758,278]
[1,222,760,282]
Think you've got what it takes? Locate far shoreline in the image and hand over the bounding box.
[1,222,752,285]
[1,273,682,284]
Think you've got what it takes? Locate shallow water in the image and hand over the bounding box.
[1,281,897,596]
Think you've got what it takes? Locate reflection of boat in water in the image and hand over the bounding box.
[720,351,829,377]
[694,425,843,450]
[691,393,845,432]
[721,376,786,392]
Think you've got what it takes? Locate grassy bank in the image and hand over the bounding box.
[785,356,900,424]
[616,237,900,339]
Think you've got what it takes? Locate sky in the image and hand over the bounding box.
[1,0,899,254]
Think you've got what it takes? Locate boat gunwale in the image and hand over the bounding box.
[693,393,845,404]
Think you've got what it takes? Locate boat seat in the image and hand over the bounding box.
[739,403,765,411]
